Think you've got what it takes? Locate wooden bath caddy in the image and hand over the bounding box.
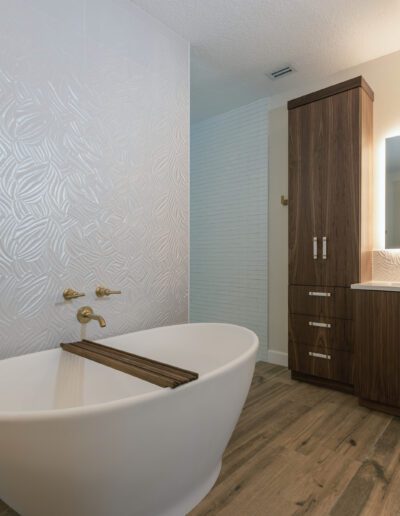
[61,339,199,388]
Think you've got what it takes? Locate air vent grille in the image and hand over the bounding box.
[267,65,295,80]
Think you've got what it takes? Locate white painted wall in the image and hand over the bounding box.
[268,50,400,360]
[0,0,189,359]
[267,107,288,366]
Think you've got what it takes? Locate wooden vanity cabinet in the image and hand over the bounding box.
[354,290,400,416]
[288,77,374,391]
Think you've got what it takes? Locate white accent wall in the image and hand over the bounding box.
[190,99,268,360]
[0,0,189,359]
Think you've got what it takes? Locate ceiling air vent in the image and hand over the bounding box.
[267,65,295,80]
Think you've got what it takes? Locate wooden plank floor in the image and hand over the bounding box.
[2,362,400,516]
[190,362,400,516]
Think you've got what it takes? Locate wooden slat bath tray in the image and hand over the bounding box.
[60,339,199,389]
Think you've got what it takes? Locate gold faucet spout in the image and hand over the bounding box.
[88,313,107,328]
[77,306,107,328]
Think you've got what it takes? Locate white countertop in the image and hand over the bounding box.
[351,281,400,292]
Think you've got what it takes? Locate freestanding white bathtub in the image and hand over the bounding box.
[0,323,258,516]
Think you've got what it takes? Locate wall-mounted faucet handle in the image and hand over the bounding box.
[96,286,122,297]
[63,288,86,300]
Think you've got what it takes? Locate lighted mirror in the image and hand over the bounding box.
[386,135,400,248]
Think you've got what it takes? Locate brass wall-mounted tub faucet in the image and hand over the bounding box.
[77,306,106,328]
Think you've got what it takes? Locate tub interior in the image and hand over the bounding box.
[0,324,256,413]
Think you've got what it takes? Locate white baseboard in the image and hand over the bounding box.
[267,350,288,367]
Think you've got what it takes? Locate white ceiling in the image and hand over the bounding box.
[132,0,400,122]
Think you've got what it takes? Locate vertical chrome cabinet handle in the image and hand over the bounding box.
[308,351,331,360]
[313,237,318,260]
[322,236,327,260]
[308,321,331,328]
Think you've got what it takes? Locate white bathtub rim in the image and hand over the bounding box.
[0,323,258,422]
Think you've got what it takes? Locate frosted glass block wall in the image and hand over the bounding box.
[190,99,268,359]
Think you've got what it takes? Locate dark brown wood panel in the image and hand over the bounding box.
[289,314,353,352]
[288,76,374,110]
[288,77,374,391]
[355,290,400,410]
[289,285,352,319]
[320,88,361,287]
[289,102,323,286]
[291,370,355,393]
[61,340,198,388]
[288,84,373,288]
[289,340,354,385]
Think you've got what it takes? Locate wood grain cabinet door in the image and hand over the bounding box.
[355,290,400,408]
[320,89,361,287]
[289,103,324,286]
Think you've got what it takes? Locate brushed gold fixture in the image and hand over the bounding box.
[63,288,85,300]
[77,306,106,328]
[281,195,289,206]
[96,286,122,297]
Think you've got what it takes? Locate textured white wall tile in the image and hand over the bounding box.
[372,250,400,281]
[0,0,189,359]
[190,99,268,360]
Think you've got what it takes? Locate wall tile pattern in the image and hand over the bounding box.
[0,0,189,359]
[372,249,400,281]
[190,99,268,359]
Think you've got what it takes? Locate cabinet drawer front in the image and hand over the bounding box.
[289,341,354,385]
[289,286,352,319]
[289,314,353,352]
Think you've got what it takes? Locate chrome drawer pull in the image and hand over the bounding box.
[308,291,331,297]
[309,351,331,360]
[322,236,327,260]
[313,237,318,260]
[309,321,331,328]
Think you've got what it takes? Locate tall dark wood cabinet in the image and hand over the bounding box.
[288,77,374,391]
